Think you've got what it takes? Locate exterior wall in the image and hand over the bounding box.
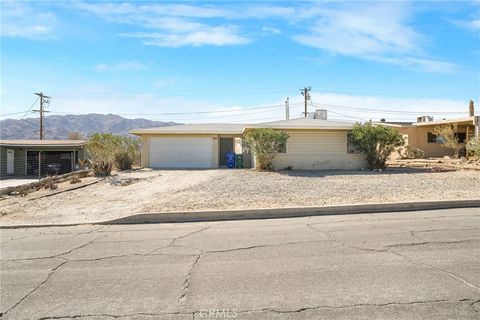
[0,146,26,177]
[399,125,472,158]
[272,130,367,170]
[0,146,86,178]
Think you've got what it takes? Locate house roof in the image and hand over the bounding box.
[130,117,357,135]
[130,123,245,135]
[0,140,88,147]
[413,116,475,127]
[246,117,355,130]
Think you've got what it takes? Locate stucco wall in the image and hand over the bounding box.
[272,130,368,170]
[398,125,471,158]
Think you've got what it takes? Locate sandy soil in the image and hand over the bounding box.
[1,168,479,225]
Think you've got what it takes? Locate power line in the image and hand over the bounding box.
[311,102,467,115]
[0,111,30,117]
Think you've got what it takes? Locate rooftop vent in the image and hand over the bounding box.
[314,109,327,120]
[416,116,433,123]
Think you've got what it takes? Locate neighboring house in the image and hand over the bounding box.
[0,140,87,178]
[130,110,368,170]
[378,116,478,158]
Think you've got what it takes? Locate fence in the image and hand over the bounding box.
[1,150,86,180]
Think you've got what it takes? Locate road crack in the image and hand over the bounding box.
[2,260,68,318]
[179,251,203,304]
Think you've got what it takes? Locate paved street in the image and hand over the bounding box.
[1,208,479,319]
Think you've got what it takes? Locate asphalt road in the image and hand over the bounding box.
[1,208,479,320]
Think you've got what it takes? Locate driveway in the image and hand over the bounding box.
[1,208,479,319]
[0,178,38,189]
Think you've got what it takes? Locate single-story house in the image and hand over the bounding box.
[378,116,478,158]
[0,140,87,178]
[130,110,368,170]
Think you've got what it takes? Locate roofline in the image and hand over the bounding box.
[413,116,475,127]
[130,130,244,135]
[0,141,88,147]
[243,125,354,130]
[374,122,415,128]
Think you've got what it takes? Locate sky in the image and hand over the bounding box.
[1,0,479,124]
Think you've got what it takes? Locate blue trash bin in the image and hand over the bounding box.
[226,151,236,169]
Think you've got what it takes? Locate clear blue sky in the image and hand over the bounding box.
[1,1,479,123]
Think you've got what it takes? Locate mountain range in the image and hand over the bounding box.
[0,114,177,140]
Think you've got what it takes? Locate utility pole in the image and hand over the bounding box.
[33,92,51,140]
[300,86,311,117]
[285,97,290,120]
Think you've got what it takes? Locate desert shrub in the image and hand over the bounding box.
[114,151,134,171]
[405,145,425,159]
[86,133,139,175]
[351,121,405,169]
[90,160,113,176]
[467,138,480,159]
[244,128,289,171]
[433,124,463,158]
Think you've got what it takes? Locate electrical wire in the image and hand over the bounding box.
[16,97,39,120]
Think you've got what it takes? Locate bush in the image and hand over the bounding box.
[114,151,134,171]
[467,138,480,159]
[90,160,113,176]
[405,145,425,159]
[244,128,289,171]
[433,124,463,158]
[86,133,139,175]
[351,121,405,169]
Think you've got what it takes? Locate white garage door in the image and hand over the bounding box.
[149,137,213,168]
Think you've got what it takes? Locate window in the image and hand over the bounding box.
[427,132,444,144]
[277,142,287,153]
[427,132,437,143]
[347,132,362,154]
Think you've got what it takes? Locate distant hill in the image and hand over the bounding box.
[0,114,177,140]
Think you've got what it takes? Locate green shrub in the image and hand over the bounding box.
[405,145,425,159]
[351,121,405,169]
[244,128,289,171]
[467,138,480,159]
[114,151,134,171]
[86,133,139,175]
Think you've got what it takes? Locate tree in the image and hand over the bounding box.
[351,121,405,169]
[244,128,289,171]
[86,133,140,175]
[433,124,463,158]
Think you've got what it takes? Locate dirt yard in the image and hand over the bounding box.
[1,168,480,225]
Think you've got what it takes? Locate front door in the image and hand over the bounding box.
[219,138,234,167]
[7,149,14,174]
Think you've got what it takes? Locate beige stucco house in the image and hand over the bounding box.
[130,112,367,170]
[379,116,478,158]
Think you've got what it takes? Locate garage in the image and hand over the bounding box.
[149,137,213,168]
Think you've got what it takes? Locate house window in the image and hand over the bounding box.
[427,132,444,144]
[277,142,287,153]
[347,132,362,154]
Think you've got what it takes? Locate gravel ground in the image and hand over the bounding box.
[1,168,479,225]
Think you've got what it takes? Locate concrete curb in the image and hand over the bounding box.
[103,199,480,224]
[2,199,479,229]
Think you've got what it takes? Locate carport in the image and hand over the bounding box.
[0,140,87,178]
